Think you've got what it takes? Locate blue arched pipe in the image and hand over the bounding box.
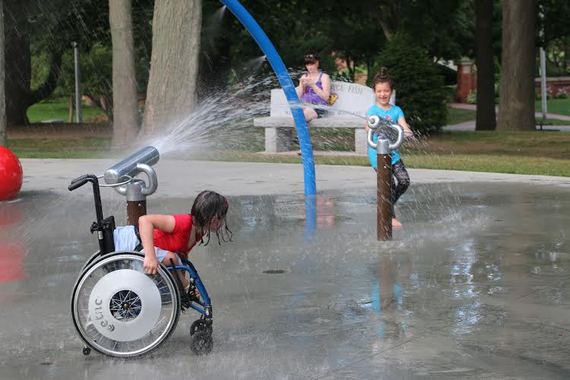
[220,0,316,197]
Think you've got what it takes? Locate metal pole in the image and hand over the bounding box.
[73,41,82,123]
[540,47,548,120]
[539,4,547,125]
[377,140,392,241]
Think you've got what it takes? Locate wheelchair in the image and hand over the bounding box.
[69,174,214,358]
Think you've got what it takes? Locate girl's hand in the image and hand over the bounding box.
[305,77,316,88]
[144,254,159,275]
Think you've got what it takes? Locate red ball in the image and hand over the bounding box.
[0,147,23,201]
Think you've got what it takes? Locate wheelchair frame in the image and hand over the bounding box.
[69,174,214,358]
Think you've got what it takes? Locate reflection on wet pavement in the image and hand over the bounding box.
[0,182,569,379]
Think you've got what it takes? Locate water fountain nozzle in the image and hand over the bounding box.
[367,115,381,130]
[366,118,404,155]
[104,146,160,184]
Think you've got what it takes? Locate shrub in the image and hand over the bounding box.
[466,90,477,104]
[555,89,568,99]
[370,34,448,135]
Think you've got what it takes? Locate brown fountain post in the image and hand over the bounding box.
[367,116,403,241]
[377,140,393,240]
[126,180,148,227]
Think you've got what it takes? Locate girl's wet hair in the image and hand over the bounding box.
[191,190,232,246]
[373,67,393,90]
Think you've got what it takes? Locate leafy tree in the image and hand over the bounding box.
[538,0,570,75]
[3,0,110,125]
[51,0,153,117]
[539,0,570,45]
[373,0,475,60]
[372,34,447,135]
[475,0,496,131]
[55,43,113,116]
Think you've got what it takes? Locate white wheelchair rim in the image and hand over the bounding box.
[72,252,180,357]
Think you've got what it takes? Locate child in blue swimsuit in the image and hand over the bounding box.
[366,68,414,228]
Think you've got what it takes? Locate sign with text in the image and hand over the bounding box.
[270,81,377,118]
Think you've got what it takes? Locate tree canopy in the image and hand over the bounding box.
[1,0,569,133]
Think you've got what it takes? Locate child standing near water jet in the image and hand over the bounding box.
[365,68,414,229]
[113,190,231,288]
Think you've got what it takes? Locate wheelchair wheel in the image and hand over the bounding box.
[190,319,212,336]
[71,252,180,358]
[190,330,213,355]
[80,250,103,272]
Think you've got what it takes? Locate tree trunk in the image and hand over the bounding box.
[142,0,202,135]
[0,0,6,146]
[475,0,496,131]
[4,3,31,127]
[497,0,536,131]
[4,0,63,126]
[109,0,139,148]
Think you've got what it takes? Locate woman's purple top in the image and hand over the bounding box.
[301,72,327,106]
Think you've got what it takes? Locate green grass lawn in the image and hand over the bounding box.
[27,98,107,123]
[447,108,476,124]
[535,98,570,116]
[448,98,570,125]
[9,125,570,176]
[11,97,570,177]
[204,130,570,177]
[7,138,111,158]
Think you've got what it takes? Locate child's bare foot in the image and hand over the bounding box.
[392,218,402,229]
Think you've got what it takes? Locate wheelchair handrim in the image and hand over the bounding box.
[71,252,180,357]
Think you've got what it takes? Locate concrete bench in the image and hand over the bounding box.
[254,81,387,155]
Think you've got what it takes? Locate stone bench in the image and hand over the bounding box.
[253,81,394,155]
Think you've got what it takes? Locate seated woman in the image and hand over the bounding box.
[295,52,331,122]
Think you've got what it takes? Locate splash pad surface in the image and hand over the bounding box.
[1,159,570,379]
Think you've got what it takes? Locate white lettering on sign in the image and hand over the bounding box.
[347,85,363,95]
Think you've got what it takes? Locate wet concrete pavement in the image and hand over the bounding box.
[1,159,570,379]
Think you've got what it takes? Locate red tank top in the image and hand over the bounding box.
[153,214,200,257]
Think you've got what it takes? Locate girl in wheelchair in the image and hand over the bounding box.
[113,190,231,290]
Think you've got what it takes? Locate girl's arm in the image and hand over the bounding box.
[138,214,176,274]
[295,74,306,98]
[397,116,415,139]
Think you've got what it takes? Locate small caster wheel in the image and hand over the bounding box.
[190,319,212,336]
[190,331,213,355]
[82,346,91,356]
